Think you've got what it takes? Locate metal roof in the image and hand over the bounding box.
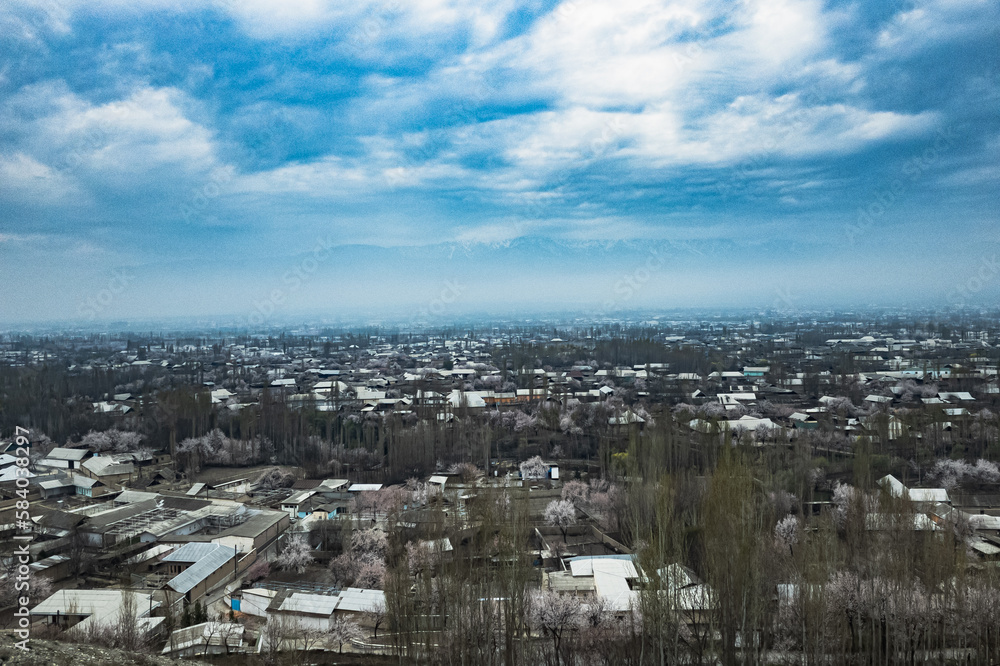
[31,589,162,635]
[222,510,286,538]
[115,490,159,504]
[164,542,227,563]
[38,478,74,490]
[167,544,236,594]
[46,447,89,461]
[278,592,338,616]
[336,587,385,613]
[82,455,134,477]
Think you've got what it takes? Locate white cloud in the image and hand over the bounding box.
[876,0,995,53]
[2,81,222,198]
[0,151,80,201]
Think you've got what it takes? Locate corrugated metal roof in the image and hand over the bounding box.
[115,490,159,504]
[82,455,134,477]
[46,447,89,461]
[167,544,236,594]
[72,475,99,488]
[336,587,385,613]
[164,542,227,563]
[347,483,383,492]
[279,593,338,616]
[126,544,174,565]
[31,590,162,635]
[39,478,74,490]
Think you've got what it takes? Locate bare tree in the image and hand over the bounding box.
[363,599,387,638]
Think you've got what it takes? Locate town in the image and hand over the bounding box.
[2,311,1000,664]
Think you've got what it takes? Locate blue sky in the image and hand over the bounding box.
[1,0,998,326]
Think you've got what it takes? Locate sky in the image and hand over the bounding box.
[0,0,998,327]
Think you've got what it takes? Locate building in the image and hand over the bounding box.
[31,589,164,636]
[161,542,238,604]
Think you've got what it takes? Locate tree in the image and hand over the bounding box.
[0,570,51,610]
[561,480,589,507]
[80,428,144,453]
[355,558,387,589]
[447,461,483,483]
[526,589,583,666]
[329,616,364,653]
[329,553,359,588]
[113,591,142,652]
[520,455,547,480]
[544,499,576,542]
[351,528,388,560]
[262,615,288,660]
[255,467,295,490]
[245,558,270,584]
[363,600,387,638]
[774,514,800,556]
[275,535,314,574]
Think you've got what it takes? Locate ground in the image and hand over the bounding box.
[0,636,210,666]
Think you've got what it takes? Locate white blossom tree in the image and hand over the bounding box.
[328,616,364,653]
[520,455,547,480]
[544,499,576,542]
[81,428,144,453]
[526,589,583,666]
[351,528,388,560]
[774,514,800,555]
[561,480,589,507]
[354,558,386,589]
[275,535,314,574]
[447,461,482,483]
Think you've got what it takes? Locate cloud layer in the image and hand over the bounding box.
[1,0,998,324]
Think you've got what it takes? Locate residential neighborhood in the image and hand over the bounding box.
[1,314,1000,662]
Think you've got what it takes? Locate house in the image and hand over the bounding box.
[38,447,89,470]
[209,508,289,555]
[448,390,487,410]
[348,483,383,493]
[658,563,715,625]
[789,412,819,429]
[281,490,318,519]
[554,555,639,612]
[29,553,72,582]
[268,591,339,632]
[334,587,386,625]
[724,416,780,439]
[718,392,757,406]
[92,401,132,415]
[608,410,646,426]
[81,454,135,485]
[72,474,105,497]
[32,589,164,636]
[878,475,950,506]
[230,587,276,616]
[161,542,238,604]
[210,388,235,404]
